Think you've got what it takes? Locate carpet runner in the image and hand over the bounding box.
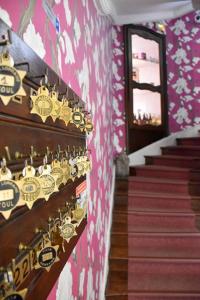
[106,136,200,299]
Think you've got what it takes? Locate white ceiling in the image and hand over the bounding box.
[94,0,198,24]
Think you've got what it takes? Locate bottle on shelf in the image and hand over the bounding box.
[149,113,152,125]
[138,113,142,125]
[133,114,137,124]
[142,113,147,125]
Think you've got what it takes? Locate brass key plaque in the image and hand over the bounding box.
[0,53,26,106]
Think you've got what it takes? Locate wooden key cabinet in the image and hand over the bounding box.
[0,19,88,300]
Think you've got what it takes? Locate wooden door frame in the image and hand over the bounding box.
[124,24,168,153]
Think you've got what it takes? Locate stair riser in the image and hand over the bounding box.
[127,295,200,300]
[127,214,197,233]
[191,171,200,181]
[131,168,200,180]
[115,180,128,193]
[106,259,128,294]
[110,235,127,257]
[177,138,200,146]
[128,181,197,195]
[114,195,128,209]
[112,214,197,233]
[106,296,128,300]
[128,195,192,212]
[128,261,200,292]
[128,235,200,258]
[192,199,200,211]
[112,212,128,233]
[106,270,127,294]
[162,148,200,156]
[136,169,190,179]
[145,157,200,168]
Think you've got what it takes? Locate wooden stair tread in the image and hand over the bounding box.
[113,210,197,216]
[128,191,200,199]
[129,176,191,184]
[106,292,128,296]
[161,145,200,150]
[131,165,195,172]
[112,232,200,237]
[128,291,200,296]
[110,255,200,261]
[129,176,200,185]
[145,154,200,161]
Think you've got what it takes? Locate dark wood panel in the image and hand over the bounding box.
[129,127,165,152]
[0,115,84,160]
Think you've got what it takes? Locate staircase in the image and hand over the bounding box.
[106,136,200,300]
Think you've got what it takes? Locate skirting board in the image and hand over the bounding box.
[101,165,116,300]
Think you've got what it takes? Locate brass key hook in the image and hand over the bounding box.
[0,30,12,47]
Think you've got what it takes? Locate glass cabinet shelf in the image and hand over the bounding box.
[133,58,159,67]
[132,34,160,85]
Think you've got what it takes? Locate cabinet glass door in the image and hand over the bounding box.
[124,24,168,153]
[132,34,160,85]
[132,89,161,126]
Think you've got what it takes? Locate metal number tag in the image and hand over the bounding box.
[59,216,77,243]
[71,108,84,128]
[39,164,58,201]
[61,158,71,185]
[35,241,59,272]
[59,99,72,126]
[2,289,27,300]
[30,86,53,122]
[0,180,21,219]
[12,254,31,289]
[19,166,41,209]
[0,53,26,106]
[0,165,23,219]
[51,159,64,188]
[50,91,61,122]
[72,204,86,225]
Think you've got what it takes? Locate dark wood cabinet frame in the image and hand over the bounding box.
[124,24,168,153]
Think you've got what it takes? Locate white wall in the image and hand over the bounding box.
[129,125,200,166]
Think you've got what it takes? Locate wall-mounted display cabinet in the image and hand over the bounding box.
[124,24,168,153]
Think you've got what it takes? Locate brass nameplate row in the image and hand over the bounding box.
[0,198,87,299]
[30,87,93,133]
[0,147,92,219]
[0,46,93,133]
[0,199,87,300]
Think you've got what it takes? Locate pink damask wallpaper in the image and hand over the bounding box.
[0,0,116,299]
[112,25,126,153]
[166,12,200,132]
[112,11,200,148]
[1,1,200,298]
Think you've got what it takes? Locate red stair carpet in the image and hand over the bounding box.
[106,136,200,300]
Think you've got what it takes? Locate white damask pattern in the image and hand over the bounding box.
[23,20,46,59]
